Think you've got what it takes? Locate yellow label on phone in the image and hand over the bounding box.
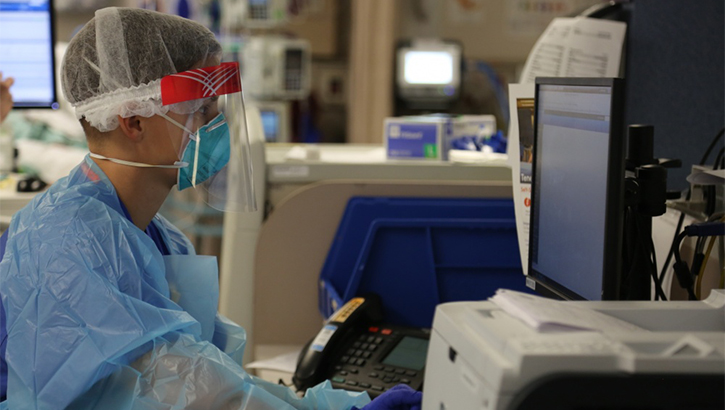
[330,297,365,323]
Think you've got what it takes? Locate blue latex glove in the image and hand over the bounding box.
[357,384,422,410]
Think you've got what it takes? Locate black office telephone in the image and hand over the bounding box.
[293,295,430,398]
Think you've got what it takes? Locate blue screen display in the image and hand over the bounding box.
[260,110,279,142]
[0,0,57,108]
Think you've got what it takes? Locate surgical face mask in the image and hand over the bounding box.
[88,112,230,192]
[176,112,231,191]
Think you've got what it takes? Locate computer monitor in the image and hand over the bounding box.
[395,40,461,106]
[255,101,290,142]
[0,0,58,109]
[528,77,626,301]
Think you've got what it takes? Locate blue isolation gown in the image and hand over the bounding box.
[0,155,370,410]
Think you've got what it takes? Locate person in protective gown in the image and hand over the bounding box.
[0,7,422,410]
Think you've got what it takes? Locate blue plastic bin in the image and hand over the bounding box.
[319,197,529,328]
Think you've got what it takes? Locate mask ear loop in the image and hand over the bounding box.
[158,110,198,174]
[192,129,201,187]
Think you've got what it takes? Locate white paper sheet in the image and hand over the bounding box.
[244,350,300,374]
[506,84,535,275]
[490,289,647,333]
[519,17,627,84]
[686,168,725,186]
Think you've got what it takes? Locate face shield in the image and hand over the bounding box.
[159,62,256,213]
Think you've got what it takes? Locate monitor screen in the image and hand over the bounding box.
[403,51,454,85]
[260,109,279,142]
[395,41,461,107]
[0,0,57,109]
[528,77,625,301]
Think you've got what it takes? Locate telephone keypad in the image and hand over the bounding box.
[329,325,429,398]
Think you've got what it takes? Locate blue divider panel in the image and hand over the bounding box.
[319,197,528,328]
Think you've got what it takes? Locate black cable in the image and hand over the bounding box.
[658,206,687,284]
[634,214,667,301]
[713,146,724,170]
[672,231,698,300]
[698,127,724,165]
[648,232,667,301]
[695,236,707,253]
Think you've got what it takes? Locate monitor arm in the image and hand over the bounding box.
[622,124,679,300]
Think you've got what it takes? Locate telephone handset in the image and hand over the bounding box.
[293,295,430,398]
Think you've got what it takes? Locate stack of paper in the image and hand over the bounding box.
[490,289,647,333]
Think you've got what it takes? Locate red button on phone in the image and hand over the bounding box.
[369,326,379,333]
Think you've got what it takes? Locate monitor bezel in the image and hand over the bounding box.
[528,77,626,301]
[5,0,59,109]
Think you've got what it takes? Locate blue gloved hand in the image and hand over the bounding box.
[358,384,422,410]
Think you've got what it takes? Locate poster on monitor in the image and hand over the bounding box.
[507,83,535,275]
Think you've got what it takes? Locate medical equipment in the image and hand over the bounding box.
[0,0,58,109]
[220,0,288,30]
[395,39,462,111]
[256,100,291,142]
[242,35,311,101]
[422,290,725,410]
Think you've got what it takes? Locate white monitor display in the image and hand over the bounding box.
[403,51,454,85]
[396,41,461,103]
[0,0,57,108]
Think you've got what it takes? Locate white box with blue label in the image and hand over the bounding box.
[384,115,496,160]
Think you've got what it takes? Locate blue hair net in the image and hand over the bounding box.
[0,156,370,409]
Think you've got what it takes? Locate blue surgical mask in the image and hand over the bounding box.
[177,113,231,191]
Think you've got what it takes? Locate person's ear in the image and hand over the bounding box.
[117,115,145,142]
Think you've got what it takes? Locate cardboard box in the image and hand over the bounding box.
[384,115,496,160]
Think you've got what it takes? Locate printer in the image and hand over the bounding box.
[422,289,725,410]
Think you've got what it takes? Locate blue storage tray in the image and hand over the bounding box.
[319,197,528,328]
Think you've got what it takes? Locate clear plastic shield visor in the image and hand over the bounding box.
[161,62,256,213]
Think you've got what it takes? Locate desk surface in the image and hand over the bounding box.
[266,144,511,184]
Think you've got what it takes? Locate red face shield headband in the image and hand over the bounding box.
[160,61,242,105]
